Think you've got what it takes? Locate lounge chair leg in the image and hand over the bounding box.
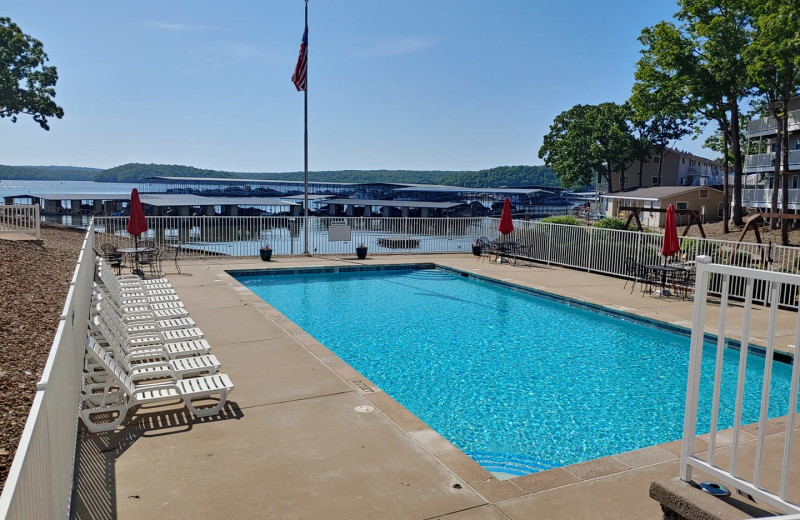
[80,405,128,433]
[184,389,229,418]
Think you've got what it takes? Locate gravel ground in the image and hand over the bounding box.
[0,224,86,491]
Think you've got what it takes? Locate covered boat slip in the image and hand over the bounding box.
[2,193,299,217]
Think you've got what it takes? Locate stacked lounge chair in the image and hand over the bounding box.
[80,259,233,432]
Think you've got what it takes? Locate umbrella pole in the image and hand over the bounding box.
[134,235,141,278]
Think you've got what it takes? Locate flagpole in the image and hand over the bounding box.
[303,0,309,255]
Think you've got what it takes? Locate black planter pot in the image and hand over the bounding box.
[356,246,368,259]
[259,248,273,261]
[472,245,482,256]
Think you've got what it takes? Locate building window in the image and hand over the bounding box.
[620,176,627,184]
[652,176,660,185]
[718,203,724,217]
[690,160,696,166]
[794,176,799,190]
[795,138,800,150]
[682,158,685,164]
[653,156,660,164]
[676,201,688,210]
[699,189,708,199]
[771,142,779,152]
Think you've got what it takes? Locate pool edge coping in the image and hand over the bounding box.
[219,261,797,504]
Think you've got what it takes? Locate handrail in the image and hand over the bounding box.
[680,256,800,514]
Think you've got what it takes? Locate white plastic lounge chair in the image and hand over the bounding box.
[81,338,233,433]
[93,283,187,317]
[98,257,172,287]
[87,328,220,383]
[92,289,189,319]
[93,298,197,333]
[91,313,210,359]
[97,262,178,295]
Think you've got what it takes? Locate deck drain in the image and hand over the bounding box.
[699,482,730,497]
[354,405,374,413]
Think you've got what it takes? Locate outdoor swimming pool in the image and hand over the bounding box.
[233,265,799,476]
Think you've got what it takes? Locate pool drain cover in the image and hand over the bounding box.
[354,405,374,413]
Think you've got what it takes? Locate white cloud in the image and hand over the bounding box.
[358,36,437,58]
[145,20,217,32]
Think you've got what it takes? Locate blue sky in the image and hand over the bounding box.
[1,0,712,173]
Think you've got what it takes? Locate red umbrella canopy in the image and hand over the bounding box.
[661,204,680,258]
[126,188,148,237]
[498,198,514,235]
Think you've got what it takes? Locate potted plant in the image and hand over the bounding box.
[471,239,482,256]
[356,242,368,259]
[259,242,273,261]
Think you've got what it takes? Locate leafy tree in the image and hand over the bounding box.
[539,103,636,192]
[0,17,63,130]
[636,0,753,226]
[745,0,800,244]
[630,71,694,187]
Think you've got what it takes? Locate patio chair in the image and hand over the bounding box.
[138,247,159,277]
[670,268,695,300]
[80,337,233,433]
[159,244,182,275]
[99,243,123,275]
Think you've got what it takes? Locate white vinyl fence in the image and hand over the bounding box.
[0,205,40,240]
[681,256,800,514]
[0,224,94,519]
[94,216,800,309]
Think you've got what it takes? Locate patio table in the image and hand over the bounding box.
[645,264,687,296]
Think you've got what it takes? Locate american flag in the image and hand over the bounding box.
[291,26,308,91]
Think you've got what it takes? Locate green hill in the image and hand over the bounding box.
[3,162,564,188]
[0,165,102,180]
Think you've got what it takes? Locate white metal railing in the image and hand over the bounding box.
[744,150,800,173]
[742,188,800,207]
[680,255,800,514]
[0,223,94,519]
[747,109,800,136]
[0,205,40,240]
[92,215,800,309]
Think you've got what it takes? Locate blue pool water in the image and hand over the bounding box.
[234,266,799,476]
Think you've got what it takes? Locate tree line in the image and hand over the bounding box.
[2,163,564,189]
[537,0,800,242]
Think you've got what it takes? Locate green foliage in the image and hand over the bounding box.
[0,165,100,180]
[0,17,64,130]
[592,217,634,230]
[443,165,562,188]
[634,0,753,225]
[540,215,582,226]
[538,102,636,192]
[88,163,562,186]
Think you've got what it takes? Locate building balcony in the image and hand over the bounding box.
[742,187,800,209]
[743,150,800,173]
[746,109,800,138]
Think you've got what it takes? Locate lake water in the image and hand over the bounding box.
[0,180,139,201]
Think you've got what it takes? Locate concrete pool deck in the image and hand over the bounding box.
[70,254,800,519]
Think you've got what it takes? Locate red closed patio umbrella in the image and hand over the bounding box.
[127,188,149,276]
[498,198,514,236]
[661,203,680,262]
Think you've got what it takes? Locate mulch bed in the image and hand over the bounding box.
[0,224,85,491]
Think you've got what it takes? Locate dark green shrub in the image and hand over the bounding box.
[541,215,582,226]
[592,217,634,230]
